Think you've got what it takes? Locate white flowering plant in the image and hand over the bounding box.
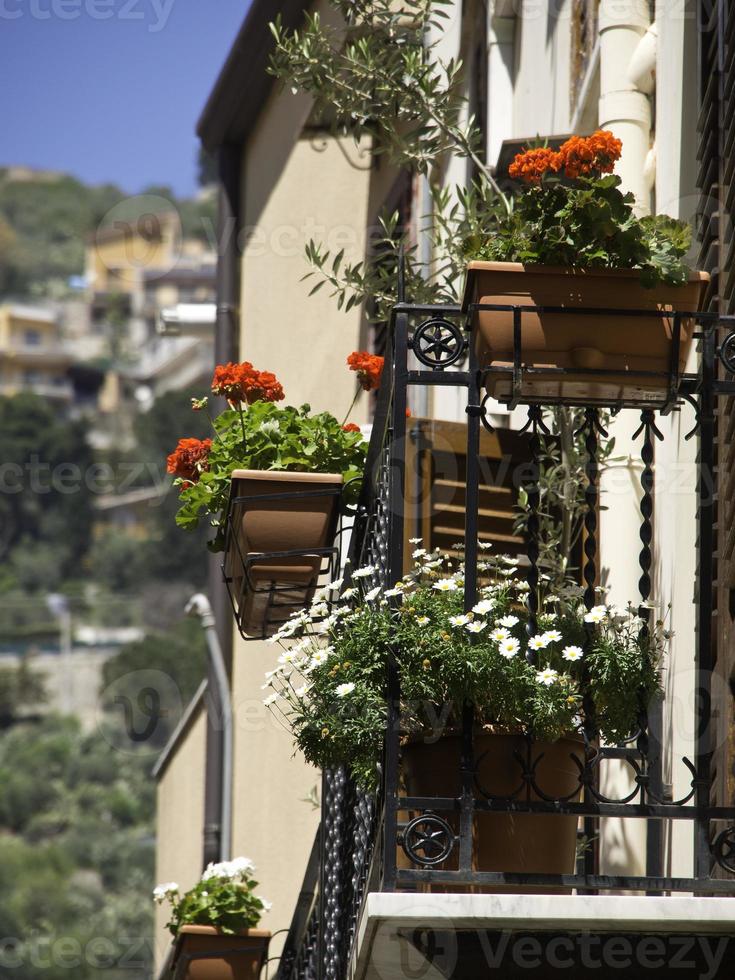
[263,546,666,788]
[154,857,270,937]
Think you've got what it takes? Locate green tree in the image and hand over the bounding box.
[0,394,94,578]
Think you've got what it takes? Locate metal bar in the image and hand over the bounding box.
[394,869,735,893]
[397,796,735,819]
[694,322,717,878]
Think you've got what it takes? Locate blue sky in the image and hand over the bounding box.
[0,0,251,197]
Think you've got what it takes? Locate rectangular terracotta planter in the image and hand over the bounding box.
[171,926,270,980]
[462,261,709,404]
[223,469,343,636]
[401,732,583,893]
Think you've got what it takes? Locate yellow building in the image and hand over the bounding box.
[0,303,74,402]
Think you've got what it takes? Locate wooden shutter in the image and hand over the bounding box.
[403,418,529,571]
[698,0,735,809]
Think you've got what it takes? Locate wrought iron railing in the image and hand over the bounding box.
[276,291,735,980]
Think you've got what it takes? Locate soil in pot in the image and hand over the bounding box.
[171,926,270,980]
[401,731,584,893]
[462,262,709,404]
[225,470,342,635]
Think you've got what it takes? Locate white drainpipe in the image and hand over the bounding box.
[597,0,655,879]
[599,0,653,214]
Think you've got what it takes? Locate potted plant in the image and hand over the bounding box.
[167,360,368,634]
[461,131,709,402]
[155,858,271,980]
[262,547,666,884]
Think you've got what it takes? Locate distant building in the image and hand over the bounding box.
[83,216,216,405]
[0,303,74,402]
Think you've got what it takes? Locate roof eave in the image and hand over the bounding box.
[196,0,310,153]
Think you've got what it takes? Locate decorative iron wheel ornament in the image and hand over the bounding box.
[411,318,466,369]
[712,827,735,873]
[401,813,455,866]
[718,331,735,374]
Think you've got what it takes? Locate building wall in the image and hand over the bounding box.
[230,639,321,966]
[240,123,372,420]
[153,707,207,973]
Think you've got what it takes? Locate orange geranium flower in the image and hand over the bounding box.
[166,437,212,484]
[558,130,622,178]
[244,370,285,404]
[347,351,384,391]
[508,146,562,184]
[342,422,361,433]
[211,362,284,404]
[211,362,255,402]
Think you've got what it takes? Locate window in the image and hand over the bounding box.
[23,329,41,346]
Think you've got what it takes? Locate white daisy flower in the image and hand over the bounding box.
[515,581,531,592]
[263,692,281,706]
[465,621,487,634]
[498,614,519,628]
[352,565,376,579]
[542,629,563,644]
[544,595,559,605]
[562,645,584,662]
[415,615,430,626]
[409,537,423,544]
[310,650,331,667]
[259,420,280,435]
[472,599,495,615]
[433,578,459,592]
[340,587,358,600]
[528,634,550,651]
[384,588,404,598]
[498,637,520,659]
[491,626,511,643]
[310,602,329,617]
[412,548,427,559]
[478,541,493,551]
[295,684,311,698]
[536,668,558,686]
[335,682,356,697]
[448,614,471,627]
[500,555,519,565]
[278,651,300,666]
[583,605,607,624]
[364,586,381,602]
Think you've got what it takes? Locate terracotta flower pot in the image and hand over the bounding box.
[401,731,583,891]
[223,470,343,635]
[171,926,270,980]
[462,261,709,404]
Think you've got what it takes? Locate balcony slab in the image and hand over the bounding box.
[351,893,735,980]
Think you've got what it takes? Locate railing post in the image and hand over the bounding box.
[382,306,409,892]
[695,323,716,879]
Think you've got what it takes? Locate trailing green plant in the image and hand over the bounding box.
[263,548,665,789]
[154,858,270,936]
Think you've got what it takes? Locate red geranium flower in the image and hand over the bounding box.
[244,369,285,404]
[166,438,212,484]
[211,362,255,403]
[211,362,285,404]
[347,351,384,391]
[342,422,361,433]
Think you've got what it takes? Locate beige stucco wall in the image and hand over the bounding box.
[240,132,372,421]
[153,707,207,973]
[230,639,321,966]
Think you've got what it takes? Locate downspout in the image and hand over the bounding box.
[597,0,655,879]
[202,141,241,868]
[186,594,233,862]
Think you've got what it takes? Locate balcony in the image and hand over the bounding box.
[272,292,735,979]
